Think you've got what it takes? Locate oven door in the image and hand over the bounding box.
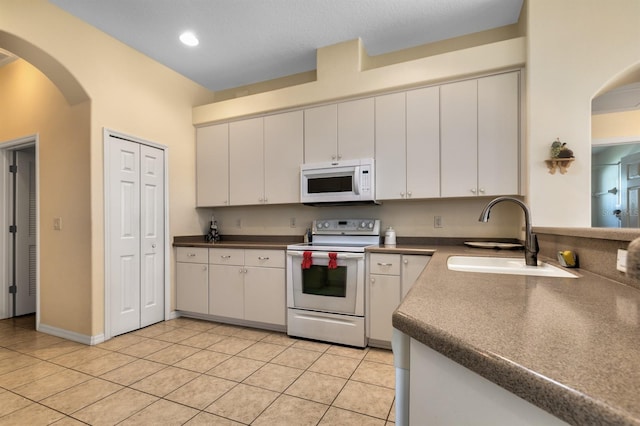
[287,251,364,316]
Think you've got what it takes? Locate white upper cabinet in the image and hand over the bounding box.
[376,88,440,201]
[196,123,229,207]
[441,72,520,197]
[478,72,520,196]
[441,78,479,198]
[375,92,407,200]
[229,117,264,206]
[337,98,375,161]
[264,110,303,204]
[304,98,374,163]
[228,111,304,206]
[407,86,440,199]
[304,104,337,163]
[196,71,520,207]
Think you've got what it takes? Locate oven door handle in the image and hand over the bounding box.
[287,251,365,260]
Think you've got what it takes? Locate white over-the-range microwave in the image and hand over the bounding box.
[300,158,377,205]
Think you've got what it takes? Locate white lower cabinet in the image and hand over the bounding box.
[209,248,286,327]
[176,248,209,315]
[368,253,430,345]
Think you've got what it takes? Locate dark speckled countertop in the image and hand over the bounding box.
[392,246,640,426]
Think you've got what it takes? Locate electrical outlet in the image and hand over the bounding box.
[617,249,628,273]
[290,217,296,228]
[53,217,62,231]
[434,216,443,228]
[236,218,242,228]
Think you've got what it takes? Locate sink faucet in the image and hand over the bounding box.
[478,197,539,266]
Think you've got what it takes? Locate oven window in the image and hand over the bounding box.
[302,265,347,297]
[307,176,353,193]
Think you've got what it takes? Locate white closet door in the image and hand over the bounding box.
[109,137,141,336]
[108,135,165,336]
[139,145,164,328]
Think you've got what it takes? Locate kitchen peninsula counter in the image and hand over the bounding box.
[392,245,640,425]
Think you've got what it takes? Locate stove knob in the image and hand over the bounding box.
[360,221,367,228]
[368,222,374,229]
[323,221,330,229]
[316,223,323,229]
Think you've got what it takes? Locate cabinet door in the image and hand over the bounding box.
[441,79,478,197]
[375,92,407,200]
[304,104,338,163]
[401,255,431,299]
[407,86,440,199]
[478,72,520,196]
[369,274,401,342]
[209,264,244,319]
[338,98,374,161]
[176,262,209,314]
[196,124,229,207]
[264,111,303,204]
[229,117,264,205]
[244,266,286,326]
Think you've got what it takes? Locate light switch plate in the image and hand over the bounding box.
[617,249,627,273]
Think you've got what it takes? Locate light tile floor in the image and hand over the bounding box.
[0,315,396,425]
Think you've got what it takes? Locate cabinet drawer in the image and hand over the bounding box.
[244,249,284,268]
[209,248,244,265]
[369,253,401,275]
[176,247,208,263]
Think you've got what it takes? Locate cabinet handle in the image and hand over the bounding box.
[370,278,375,283]
[400,192,405,198]
[377,262,393,266]
[404,259,408,264]
[258,256,270,260]
[471,188,477,194]
[337,154,342,160]
[202,266,207,271]
[220,255,231,259]
[331,155,336,160]
[187,253,196,257]
[407,191,412,197]
[479,188,485,194]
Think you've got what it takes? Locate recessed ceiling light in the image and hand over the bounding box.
[179,31,199,47]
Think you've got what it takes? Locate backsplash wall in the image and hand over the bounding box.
[197,197,524,240]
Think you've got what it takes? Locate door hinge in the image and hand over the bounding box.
[9,225,16,233]
[9,164,17,174]
[9,285,17,294]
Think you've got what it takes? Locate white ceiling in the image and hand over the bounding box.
[49,0,524,92]
[592,82,640,114]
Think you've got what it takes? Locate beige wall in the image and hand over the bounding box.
[527,0,640,227]
[592,110,640,142]
[0,59,92,332]
[1,0,214,338]
[204,199,523,241]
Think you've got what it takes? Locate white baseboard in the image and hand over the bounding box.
[38,323,104,346]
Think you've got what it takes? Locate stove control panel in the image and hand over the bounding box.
[313,219,380,235]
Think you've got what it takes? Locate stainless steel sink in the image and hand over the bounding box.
[447,256,577,278]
